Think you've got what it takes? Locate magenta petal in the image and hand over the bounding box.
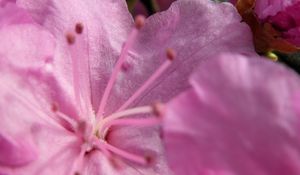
[0,3,32,27]
[104,0,254,114]
[254,0,297,19]
[0,0,15,7]
[164,53,300,175]
[0,134,36,167]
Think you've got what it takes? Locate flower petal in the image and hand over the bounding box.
[0,22,79,121]
[164,53,300,175]
[105,126,171,174]
[0,0,15,7]
[105,0,254,114]
[0,69,78,174]
[0,134,37,167]
[16,0,134,111]
[0,2,32,27]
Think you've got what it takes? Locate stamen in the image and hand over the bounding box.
[96,17,145,119]
[100,103,164,138]
[67,32,82,114]
[104,117,161,128]
[93,139,112,158]
[51,103,77,131]
[67,25,93,117]
[117,49,175,111]
[97,106,153,132]
[99,141,148,165]
[55,111,77,129]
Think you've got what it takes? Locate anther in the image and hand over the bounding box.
[152,102,165,118]
[121,62,131,72]
[75,23,84,34]
[145,154,155,166]
[66,33,76,45]
[166,48,176,61]
[266,51,278,61]
[74,172,81,175]
[135,15,146,29]
[51,102,59,112]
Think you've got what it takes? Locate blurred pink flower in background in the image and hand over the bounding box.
[163,53,300,175]
[0,0,253,174]
[257,0,300,47]
[231,0,300,49]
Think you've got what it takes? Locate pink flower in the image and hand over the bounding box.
[0,0,253,174]
[259,1,300,47]
[163,53,300,175]
[232,0,300,48]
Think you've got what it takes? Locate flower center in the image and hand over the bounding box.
[51,15,175,174]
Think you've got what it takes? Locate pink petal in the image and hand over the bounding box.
[293,91,300,117]
[106,126,171,174]
[0,2,32,27]
[164,53,300,175]
[16,0,134,111]
[105,0,254,114]
[0,25,54,69]
[0,69,78,174]
[0,134,37,167]
[0,24,78,121]
[0,0,15,7]
[82,150,169,175]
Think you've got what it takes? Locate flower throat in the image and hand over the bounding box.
[50,15,176,174]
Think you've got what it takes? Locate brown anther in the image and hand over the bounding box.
[134,15,146,29]
[74,172,81,175]
[166,48,176,61]
[145,154,155,165]
[121,62,131,72]
[66,33,76,45]
[51,102,59,112]
[75,23,84,34]
[152,102,165,118]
